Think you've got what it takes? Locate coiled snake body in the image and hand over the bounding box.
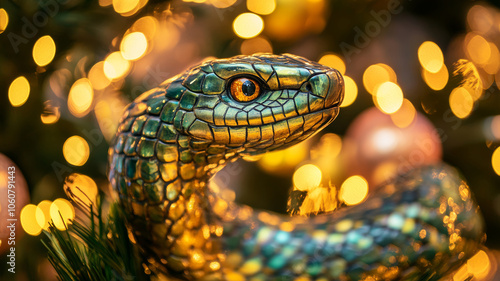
[108,54,484,280]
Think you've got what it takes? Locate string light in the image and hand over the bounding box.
[492,147,500,176]
[35,200,53,230]
[233,13,264,39]
[50,199,75,230]
[247,0,276,15]
[293,164,322,191]
[418,41,444,73]
[340,175,369,205]
[0,8,8,34]
[363,64,397,94]
[33,35,56,67]
[63,136,90,166]
[374,82,404,114]
[8,76,30,107]
[319,54,346,75]
[449,87,474,119]
[341,76,357,107]
[120,32,148,60]
[104,51,131,80]
[21,204,42,236]
[422,64,449,91]
[68,78,94,117]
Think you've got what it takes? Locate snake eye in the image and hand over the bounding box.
[230,77,260,102]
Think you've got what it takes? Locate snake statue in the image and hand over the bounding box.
[107,54,485,280]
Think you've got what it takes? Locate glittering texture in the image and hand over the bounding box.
[107,54,483,280]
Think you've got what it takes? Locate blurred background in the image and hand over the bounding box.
[1,0,500,280]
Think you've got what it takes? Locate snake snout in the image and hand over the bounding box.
[324,69,345,108]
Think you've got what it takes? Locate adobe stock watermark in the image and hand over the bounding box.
[7,0,68,53]
[339,0,405,63]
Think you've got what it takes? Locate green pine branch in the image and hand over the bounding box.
[42,195,151,281]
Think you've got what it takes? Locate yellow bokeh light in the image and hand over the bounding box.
[88,61,111,90]
[41,101,60,124]
[50,199,75,231]
[422,64,449,91]
[418,41,444,73]
[240,37,273,55]
[341,76,357,107]
[362,63,397,94]
[340,175,369,206]
[258,141,309,174]
[32,35,56,67]
[64,173,99,206]
[63,136,90,166]
[35,200,53,230]
[319,54,346,75]
[104,51,131,80]
[293,164,322,191]
[484,42,500,74]
[210,0,238,8]
[390,99,416,128]
[449,87,474,119]
[467,5,494,35]
[68,78,94,117]
[0,8,8,34]
[8,76,30,107]
[113,0,139,14]
[21,204,43,236]
[466,34,491,66]
[99,0,112,6]
[131,16,159,41]
[247,0,276,15]
[120,32,148,61]
[374,82,404,114]
[492,147,500,176]
[467,250,491,279]
[233,13,264,39]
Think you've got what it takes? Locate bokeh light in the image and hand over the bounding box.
[35,200,53,230]
[63,136,90,166]
[68,78,94,117]
[209,0,238,8]
[258,141,309,175]
[41,101,60,124]
[32,35,56,67]
[318,54,346,75]
[418,41,444,73]
[466,250,491,280]
[374,82,404,114]
[120,32,148,60]
[112,0,145,16]
[0,8,8,34]
[104,51,131,80]
[422,64,449,91]
[247,0,276,15]
[483,42,500,74]
[340,175,369,205]
[293,164,322,191]
[240,37,273,55]
[390,99,416,128]
[50,199,75,231]
[493,147,500,176]
[449,87,474,119]
[8,76,30,107]
[341,76,357,107]
[362,63,397,94]
[466,34,491,66]
[21,204,42,236]
[467,5,494,34]
[233,13,264,39]
[64,173,99,207]
[88,61,111,90]
[131,16,159,41]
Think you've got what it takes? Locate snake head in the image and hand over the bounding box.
[164,53,344,157]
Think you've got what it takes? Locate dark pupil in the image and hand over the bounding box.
[241,80,256,96]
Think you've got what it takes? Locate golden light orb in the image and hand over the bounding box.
[293,164,322,191]
[374,82,404,114]
[418,41,444,73]
[33,35,56,67]
[8,76,30,107]
[233,13,264,39]
[63,136,90,166]
[340,175,369,205]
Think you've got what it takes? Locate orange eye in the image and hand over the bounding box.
[230,77,260,102]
